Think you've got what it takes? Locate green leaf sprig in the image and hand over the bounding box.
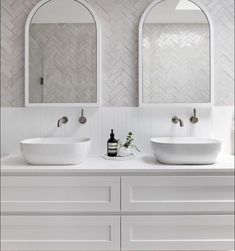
[118,132,140,152]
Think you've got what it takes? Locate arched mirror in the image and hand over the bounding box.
[25,0,101,107]
[139,0,212,106]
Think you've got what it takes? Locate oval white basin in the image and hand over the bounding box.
[20,137,91,165]
[150,137,221,165]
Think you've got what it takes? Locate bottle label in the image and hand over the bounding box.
[107,143,118,155]
[108,143,118,149]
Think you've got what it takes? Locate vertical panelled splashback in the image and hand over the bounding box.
[0,107,213,156]
[1,106,234,157]
[1,0,234,106]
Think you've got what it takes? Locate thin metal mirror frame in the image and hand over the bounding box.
[138,0,214,107]
[25,0,101,107]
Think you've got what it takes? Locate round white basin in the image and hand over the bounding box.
[150,137,221,165]
[20,137,91,165]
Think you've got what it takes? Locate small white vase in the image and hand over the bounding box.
[118,146,131,157]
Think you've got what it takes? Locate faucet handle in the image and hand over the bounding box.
[190,108,199,124]
[79,109,87,124]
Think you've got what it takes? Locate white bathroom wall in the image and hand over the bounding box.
[1,0,234,158]
[1,106,233,157]
[0,106,215,157]
[212,106,234,155]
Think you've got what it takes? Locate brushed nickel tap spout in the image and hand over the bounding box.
[57,116,68,127]
[172,116,184,127]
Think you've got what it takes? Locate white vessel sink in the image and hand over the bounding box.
[150,137,221,165]
[20,137,91,165]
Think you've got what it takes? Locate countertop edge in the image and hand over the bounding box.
[1,154,234,175]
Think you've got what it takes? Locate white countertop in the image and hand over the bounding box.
[1,154,234,175]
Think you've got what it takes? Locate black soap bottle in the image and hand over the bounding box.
[107,129,118,157]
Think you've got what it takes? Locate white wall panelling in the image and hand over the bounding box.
[1,106,214,157]
[1,0,234,106]
[212,106,234,154]
[2,106,234,157]
[1,107,220,155]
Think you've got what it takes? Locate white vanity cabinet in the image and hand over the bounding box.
[1,176,120,213]
[121,176,234,212]
[121,215,234,250]
[2,215,120,251]
[1,175,121,251]
[121,175,234,250]
[1,155,234,251]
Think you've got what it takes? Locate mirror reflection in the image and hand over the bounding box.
[28,0,97,104]
[142,0,210,103]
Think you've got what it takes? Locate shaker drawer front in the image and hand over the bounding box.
[121,215,234,251]
[1,215,120,251]
[121,176,234,212]
[1,176,120,212]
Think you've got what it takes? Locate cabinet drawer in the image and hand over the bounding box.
[1,215,120,251]
[1,176,120,212]
[121,176,234,212]
[121,215,234,250]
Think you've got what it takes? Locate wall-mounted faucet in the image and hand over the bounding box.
[79,109,87,124]
[172,116,184,127]
[190,108,199,124]
[57,116,68,127]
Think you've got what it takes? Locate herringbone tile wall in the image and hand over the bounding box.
[143,23,210,103]
[29,23,96,103]
[1,0,234,106]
